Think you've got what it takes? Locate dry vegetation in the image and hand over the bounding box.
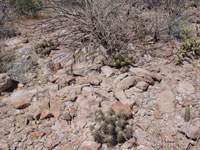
[0,0,200,70]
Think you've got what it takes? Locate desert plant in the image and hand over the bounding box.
[91,108,133,146]
[34,38,59,57]
[9,0,43,16]
[0,0,15,39]
[174,37,200,65]
[39,0,148,56]
[141,0,188,40]
[101,50,136,72]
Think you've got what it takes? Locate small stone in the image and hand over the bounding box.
[113,89,127,101]
[112,101,132,118]
[40,110,54,120]
[156,90,175,114]
[30,131,45,137]
[116,76,137,90]
[13,100,31,109]
[125,87,136,97]
[94,89,110,99]
[113,89,136,108]
[25,114,34,125]
[73,62,89,76]
[149,72,162,82]
[88,73,102,85]
[79,140,101,150]
[132,87,143,93]
[67,106,77,118]
[101,66,114,77]
[143,75,154,86]
[135,81,149,91]
[113,73,128,84]
[129,67,150,75]
[62,112,72,121]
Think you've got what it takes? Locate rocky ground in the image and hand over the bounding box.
[0,6,200,150]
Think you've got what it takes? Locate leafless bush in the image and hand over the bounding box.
[0,0,17,39]
[40,0,147,55]
[140,0,189,40]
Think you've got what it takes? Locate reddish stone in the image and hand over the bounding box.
[40,110,54,120]
[31,131,45,137]
[111,101,132,118]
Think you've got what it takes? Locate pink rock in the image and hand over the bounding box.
[75,96,100,127]
[125,87,136,97]
[10,89,37,109]
[156,90,175,114]
[113,73,128,84]
[143,75,155,86]
[30,131,45,137]
[50,96,61,119]
[40,110,54,120]
[116,76,137,90]
[132,87,143,93]
[13,100,31,109]
[88,73,102,85]
[112,101,132,118]
[101,66,114,77]
[94,89,110,99]
[113,89,127,101]
[79,140,101,150]
[135,81,149,91]
[113,89,136,108]
[149,72,162,82]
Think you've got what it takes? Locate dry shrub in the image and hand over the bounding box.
[0,45,16,73]
[41,0,147,55]
[140,0,189,40]
[0,0,17,39]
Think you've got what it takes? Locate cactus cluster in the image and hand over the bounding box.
[108,51,135,72]
[34,38,58,57]
[91,108,133,146]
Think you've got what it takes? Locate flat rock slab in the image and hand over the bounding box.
[79,140,101,150]
[88,73,102,85]
[156,90,175,114]
[111,101,132,118]
[177,81,195,96]
[135,81,149,91]
[116,76,137,90]
[101,66,114,77]
[9,89,37,109]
